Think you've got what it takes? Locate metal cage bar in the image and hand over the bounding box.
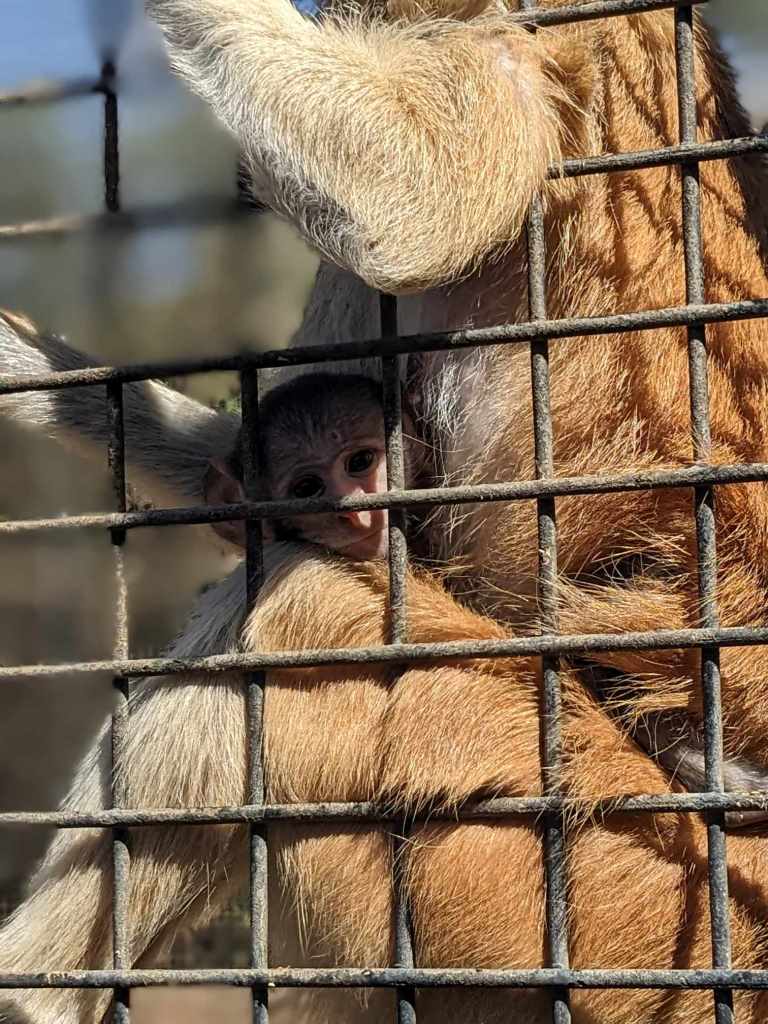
[7,619,768,679]
[240,368,270,1024]
[1,0,768,1012]
[3,786,768,830]
[527,191,571,1024]
[518,2,572,1015]
[380,296,418,1024]
[6,459,768,537]
[4,964,768,992]
[674,8,734,1022]
[107,377,131,1024]
[102,59,131,1024]
[4,299,768,392]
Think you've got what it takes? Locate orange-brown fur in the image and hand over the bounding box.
[256,557,768,1023]
[153,0,768,1013]
[5,553,768,1023]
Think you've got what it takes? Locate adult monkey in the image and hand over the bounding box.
[141,0,768,783]
[2,2,768,1024]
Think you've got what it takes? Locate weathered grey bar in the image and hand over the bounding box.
[2,965,768,992]
[1,787,768,829]
[3,621,768,682]
[3,461,768,536]
[3,299,768,394]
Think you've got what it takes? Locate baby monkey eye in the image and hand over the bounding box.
[290,475,325,499]
[346,449,376,475]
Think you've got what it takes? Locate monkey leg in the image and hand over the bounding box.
[145,0,587,292]
[386,655,768,1023]
[245,554,768,1022]
[555,570,768,800]
[0,677,249,1024]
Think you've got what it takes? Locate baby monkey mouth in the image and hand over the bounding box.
[336,528,389,561]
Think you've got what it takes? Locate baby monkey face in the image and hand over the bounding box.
[272,414,390,561]
[206,375,407,560]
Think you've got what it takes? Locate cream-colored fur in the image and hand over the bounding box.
[1,0,768,1020]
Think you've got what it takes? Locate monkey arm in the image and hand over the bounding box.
[0,311,239,508]
[146,0,573,292]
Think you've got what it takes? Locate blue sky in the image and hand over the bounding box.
[1,1,140,85]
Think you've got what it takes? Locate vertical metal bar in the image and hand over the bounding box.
[107,427,130,1024]
[381,295,408,642]
[517,0,571,1002]
[380,294,416,1024]
[526,194,570,1024]
[107,380,130,1024]
[101,61,120,214]
[675,8,733,1023]
[240,369,269,1024]
[102,51,129,1024]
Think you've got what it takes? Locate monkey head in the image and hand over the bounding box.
[205,373,419,561]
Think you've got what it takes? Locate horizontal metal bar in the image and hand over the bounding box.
[0,76,103,107]
[2,790,768,830]
[2,461,768,536]
[2,965,768,992]
[0,197,252,242]
[554,135,768,180]
[2,622,768,681]
[507,0,706,27]
[2,299,768,395]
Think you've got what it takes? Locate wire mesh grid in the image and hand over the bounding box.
[2,1,768,1021]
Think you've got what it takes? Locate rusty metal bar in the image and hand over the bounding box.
[240,368,269,1024]
[381,297,408,644]
[380,294,416,1024]
[508,0,706,26]
[4,298,768,394]
[523,88,571,1024]
[553,135,768,180]
[4,620,768,681]
[3,965,768,992]
[4,460,768,536]
[674,9,733,1023]
[102,62,120,215]
[2,786,768,830]
[102,55,130,1024]
[107,378,130,1024]
[0,76,103,107]
[0,198,249,241]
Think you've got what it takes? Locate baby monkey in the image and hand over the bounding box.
[205,373,423,560]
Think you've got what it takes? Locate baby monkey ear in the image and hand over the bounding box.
[204,458,247,548]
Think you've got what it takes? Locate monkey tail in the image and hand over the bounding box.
[0,310,240,509]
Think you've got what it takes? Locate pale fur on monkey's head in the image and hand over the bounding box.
[228,373,385,487]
